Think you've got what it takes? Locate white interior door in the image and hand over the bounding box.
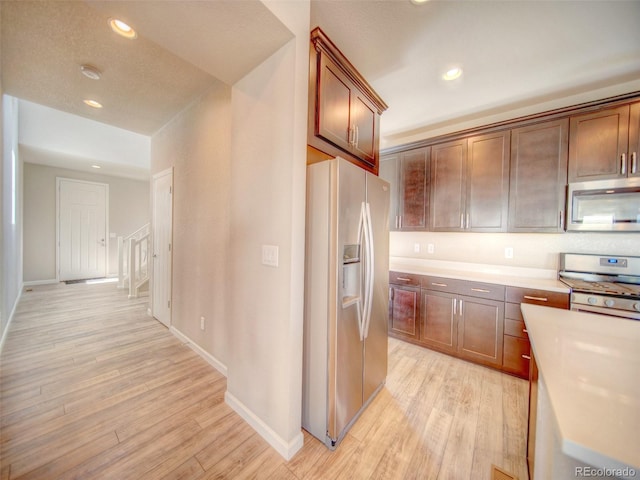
[152,169,173,327]
[58,178,108,281]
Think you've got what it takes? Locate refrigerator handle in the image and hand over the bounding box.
[356,202,367,341]
[363,202,375,339]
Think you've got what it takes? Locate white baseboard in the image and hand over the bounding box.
[224,390,304,461]
[0,286,23,354]
[23,279,58,286]
[169,326,228,377]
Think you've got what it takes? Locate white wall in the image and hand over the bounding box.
[1,94,23,347]
[391,231,640,270]
[150,81,232,365]
[22,161,150,282]
[225,0,309,460]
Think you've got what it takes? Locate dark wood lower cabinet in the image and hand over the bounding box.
[456,295,504,368]
[388,285,420,340]
[503,335,531,377]
[420,290,457,354]
[387,271,568,379]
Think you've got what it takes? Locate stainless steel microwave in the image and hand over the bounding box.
[567,178,640,231]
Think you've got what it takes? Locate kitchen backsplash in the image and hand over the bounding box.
[390,232,640,270]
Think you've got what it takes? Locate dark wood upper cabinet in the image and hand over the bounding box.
[308,28,387,174]
[466,131,510,231]
[398,147,430,230]
[509,119,568,232]
[430,140,467,231]
[629,102,640,178]
[568,105,630,181]
[431,131,509,232]
[380,147,430,231]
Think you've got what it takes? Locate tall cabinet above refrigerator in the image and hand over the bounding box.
[303,157,390,449]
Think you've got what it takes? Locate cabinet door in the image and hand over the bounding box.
[629,102,640,178]
[503,335,530,377]
[389,285,420,340]
[420,290,457,354]
[457,295,504,368]
[316,52,353,154]
[351,92,377,166]
[568,105,630,181]
[467,131,510,232]
[430,140,466,231]
[398,147,430,230]
[379,154,399,230]
[509,119,568,232]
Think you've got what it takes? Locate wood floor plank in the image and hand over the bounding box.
[0,282,529,480]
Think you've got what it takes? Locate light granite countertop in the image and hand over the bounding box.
[389,257,570,293]
[522,304,640,477]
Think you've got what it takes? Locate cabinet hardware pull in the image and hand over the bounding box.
[459,299,463,316]
[396,277,412,282]
[460,213,464,229]
[559,210,564,230]
[521,354,531,360]
[453,298,457,313]
[399,216,402,229]
[355,126,359,148]
[523,329,528,333]
[523,295,548,302]
[466,213,469,229]
[471,288,490,293]
[632,152,638,174]
[431,282,448,287]
[621,153,627,175]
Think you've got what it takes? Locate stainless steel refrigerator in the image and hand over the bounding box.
[303,157,390,449]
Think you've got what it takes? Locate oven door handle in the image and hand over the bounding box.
[571,304,640,320]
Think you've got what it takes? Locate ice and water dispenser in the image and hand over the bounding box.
[342,244,361,308]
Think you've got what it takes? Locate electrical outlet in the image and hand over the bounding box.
[200,316,205,330]
[414,243,420,253]
[505,247,514,259]
[262,245,279,267]
[427,243,434,254]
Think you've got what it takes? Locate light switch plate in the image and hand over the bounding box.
[262,245,279,267]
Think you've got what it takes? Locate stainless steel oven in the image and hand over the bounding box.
[558,253,640,320]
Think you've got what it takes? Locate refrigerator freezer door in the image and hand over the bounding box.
[331,158,367,442]
[363,171,390,403]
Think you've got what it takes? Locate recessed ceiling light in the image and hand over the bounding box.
[91,165,102,169]
[84,99,103,109]
[108,18,137,39]
[80,64,102,80]
[410,0,429,4]
[442,67,463,81]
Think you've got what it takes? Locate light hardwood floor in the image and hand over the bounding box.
[0,282,529,479]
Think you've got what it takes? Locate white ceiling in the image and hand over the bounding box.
[2,0,640,178]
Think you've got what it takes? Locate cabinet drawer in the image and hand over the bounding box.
[505,302,524,321]
[506,286,569,308]
[422,276,505,301]
[505,318,529,339]
[503,335,531,378]
[389,271,422,287]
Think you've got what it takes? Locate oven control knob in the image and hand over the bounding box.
[604,299,615,308]
[588,297,598,305]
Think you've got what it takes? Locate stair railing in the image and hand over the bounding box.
[117,223,150,298]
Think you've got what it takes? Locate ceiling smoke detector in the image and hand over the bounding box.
[80,64,102,80]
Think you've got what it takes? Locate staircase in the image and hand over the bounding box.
[118,224,150,298]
